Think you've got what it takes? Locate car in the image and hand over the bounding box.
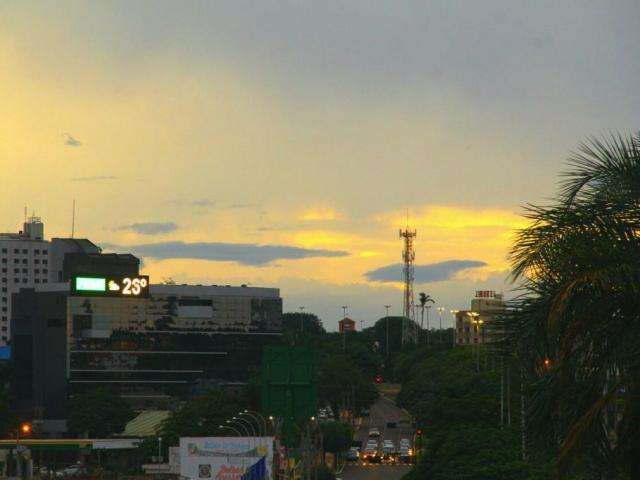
[55,464,87,478]
[346,447,359,462]
[368,427,380,437]
[400,438,411,445]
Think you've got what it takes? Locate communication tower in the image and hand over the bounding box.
[399,226,417,346]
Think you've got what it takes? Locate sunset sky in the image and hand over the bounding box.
[2,1,638,329]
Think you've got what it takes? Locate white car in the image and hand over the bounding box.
[368,427,381,437]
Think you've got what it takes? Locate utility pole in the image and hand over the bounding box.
[450,310,459,347]
[425,305,432,345]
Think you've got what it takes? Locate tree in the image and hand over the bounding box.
[502,132,640,478]
[160,389,249,447]
[320,421,352,470]
[0,386,16,438]
[282,313,325,335]
[318,355,378,420]
[67,388,135,437]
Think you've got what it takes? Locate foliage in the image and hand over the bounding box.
[318,354,379,418]
[282,312,325,335]
[500,132,640,479]
[315,463,336,480]
[0,385,16,438]
[159,389,249,453]
[67,388,135,437]
[320,421,352,469]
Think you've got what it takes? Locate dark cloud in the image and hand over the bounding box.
[63,133,82,147]
[115,222,178,235]
[70,175,117,182]
[101,241,349,266]
[365,260,487,283]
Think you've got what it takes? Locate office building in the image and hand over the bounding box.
[455,290,506,345]
[0,216,50,345]
[11,279,283,429]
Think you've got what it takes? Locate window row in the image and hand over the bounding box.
[0,248,48,254]
[1,278,48,284]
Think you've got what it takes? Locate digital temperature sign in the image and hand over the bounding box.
[71,275,150,298]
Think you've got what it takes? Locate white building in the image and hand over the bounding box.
[0,216,51,345]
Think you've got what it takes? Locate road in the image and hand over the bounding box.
[340,393,413,480]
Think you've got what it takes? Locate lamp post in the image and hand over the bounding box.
[437,307,445,343]
[157,437,163,463]
[425,305,432,345]
[384,305,391,358]
[450,310,459,347]
[233,416,256,436]
[219,425,243,436]
[227,419,250,436]
[299,306,305,332]
[241,410,267,437]
[15,422,31,479]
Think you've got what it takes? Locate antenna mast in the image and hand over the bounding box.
[399,223,417,347]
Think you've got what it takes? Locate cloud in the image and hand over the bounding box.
[63,133,82,147]
[115,222,178,235]
[227,203,254,209]
[70,175,117,182]
[365,260,488,283]
[101,241,349,266]
[192,199,215,207]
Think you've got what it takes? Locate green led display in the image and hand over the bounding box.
[75,277,107,292]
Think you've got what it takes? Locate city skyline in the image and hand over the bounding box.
[2,1,638,328]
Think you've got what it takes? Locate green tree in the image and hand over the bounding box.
[320,421,352,470]
[67,388,135,437]
[282,312,325,335]
[159,389,249,454]
[318,355,378,419]
[502,132,640,478]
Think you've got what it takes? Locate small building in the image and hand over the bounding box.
[339,317,356,334]
[455,290,505,345]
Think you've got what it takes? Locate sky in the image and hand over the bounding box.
[1,1,639,330]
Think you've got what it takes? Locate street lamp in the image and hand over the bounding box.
[219,425,243,436]
[241,410,267,437]
[157,436,163,464]
[233,416,257,436]
[384,305,391,358]
[437,307,445,343]
[299,306,305,332]
[227,419,250,436]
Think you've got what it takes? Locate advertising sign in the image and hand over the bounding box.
[179,437,273,480]
[71,275,150,298]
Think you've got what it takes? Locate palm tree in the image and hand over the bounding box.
[418,292,435,344]
[502,132,640,478]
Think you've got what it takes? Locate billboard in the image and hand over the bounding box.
[179,437,273,480]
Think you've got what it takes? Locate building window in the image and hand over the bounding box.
[1,268,5,273]
[34,269,39,274]
[474,338,478,343]
[22,268,27,274]
[13,249,19,254]
[13,259,19,264]
[22,278,27,283]
[1,308,5,313]
[43,269,48,274]
[1,288,5,292]
[42,259,48,265]
[1,259,6,264]
[13,269,19,274]
[42,249,48,255]
[34,259,40,264]
[22,249,28,254]
[1,297,5,303]
[22,259,27,264]
[34,249,40,254]
[35,279,40,284]
[1,248,6,253]
[1,279,6,283]
[43,279,47,283]
[13,278,19,283]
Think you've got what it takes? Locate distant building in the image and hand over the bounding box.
[11,279,283,430]
[0,216,50,345]
[455,290,506,345]
[339,317,356,334]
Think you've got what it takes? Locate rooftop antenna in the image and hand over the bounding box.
[24,205,27,224]
[71,198,76,238]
